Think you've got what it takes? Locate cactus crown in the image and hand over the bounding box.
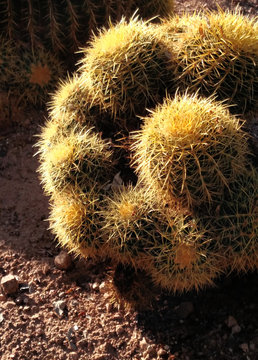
[162,10,258,113]
[131,93,251,208]
[78,16,175,131]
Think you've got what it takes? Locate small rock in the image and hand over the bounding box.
[71,299,79,306]
[105,302,112,313]
[99,282,106,291]
[1,274,19,295]
[226,315,238,328]
[115,325,125,336]
[92,282,99,291]
[54,251,72,270]
[146,345,157,359]
[239,343,249,353]
[19,283,31,293]
[175,301,194,319]
[157,348,167,357]
[252,337,258,345]
[5,300,15,309]
[140,337,148,350]
[53,300,67,316]
[231,324,241,334]
[0,313,4,323]
[68,352,79,360]
[67,327,77,350]
[0,294,6,301]
[249,343,255,351]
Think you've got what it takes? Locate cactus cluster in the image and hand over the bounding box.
[0,37,65,107]
[37,10,257,304]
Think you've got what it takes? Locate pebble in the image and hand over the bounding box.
[115,325,125,336]
[175,302,194,319]
[53,300,67,316]
[239,343,249,353]
[105,302,112,313]
[5,300,16,309]
[157,348,167,357]
[231,324,241,334]
[68,352,79,360]
[140,337,148,350]
[99,281,106,291]
[0,313,4,323]
[71,299,79,307]
[92,282,99,291]
[225,315,238,328]
[249,343,255,351]
[146,345,157,358]
[1,274,19,295]
[54,251,72,270]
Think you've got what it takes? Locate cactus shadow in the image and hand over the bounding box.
[135,271,258,357]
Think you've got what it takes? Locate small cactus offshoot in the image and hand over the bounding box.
[48,74,112,135]
[37,125,115,197]
[49,189,105,259]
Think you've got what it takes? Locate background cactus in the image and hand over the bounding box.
[0,39,65,106]
[0,0,174,55]
[0,37,22,87]
[9,47,65,106]
[131,93,251,209]
[0,92,25,130]
[161,10,258,113]
[78,16,175,132]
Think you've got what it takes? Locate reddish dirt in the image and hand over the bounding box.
[0,1,257,360]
